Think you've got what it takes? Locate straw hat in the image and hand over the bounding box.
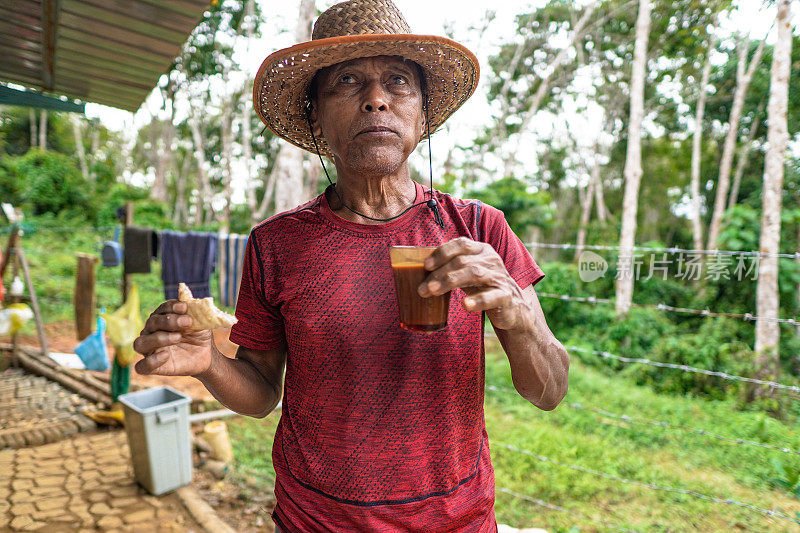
[253,0,480,157]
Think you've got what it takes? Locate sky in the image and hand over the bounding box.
[83,0,789,199]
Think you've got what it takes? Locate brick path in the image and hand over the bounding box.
[0,368,98,448]
[1,430,203,532]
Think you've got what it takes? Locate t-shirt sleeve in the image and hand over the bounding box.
[478,203,545,289]
[228,229,286,351]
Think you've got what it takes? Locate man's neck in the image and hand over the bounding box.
[327,167,417,225]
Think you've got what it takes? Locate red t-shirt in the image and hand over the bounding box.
[229,181,544,532]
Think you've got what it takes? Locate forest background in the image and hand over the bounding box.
[1,0,799,402]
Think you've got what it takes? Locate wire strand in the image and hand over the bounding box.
[527,242,799,259]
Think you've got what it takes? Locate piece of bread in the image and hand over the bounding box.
[177,283,238,331]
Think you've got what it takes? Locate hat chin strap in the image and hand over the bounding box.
[305,95,444,228]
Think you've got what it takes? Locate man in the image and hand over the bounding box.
[134,0,568,531]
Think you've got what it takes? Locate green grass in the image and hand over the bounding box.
[7,225,800,531]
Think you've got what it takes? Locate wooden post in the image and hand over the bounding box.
[74,253,97,341]
[0,225,20,279]
[121,201,133,304]
[18,250,49,358]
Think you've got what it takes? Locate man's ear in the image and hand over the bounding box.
[308,101,324,138]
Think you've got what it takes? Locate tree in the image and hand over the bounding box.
[754,0,793,381]
[615,0,652,316]
[690,41,714,252]
[706,36,766,251]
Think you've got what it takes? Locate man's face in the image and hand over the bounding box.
[310,55,425,176]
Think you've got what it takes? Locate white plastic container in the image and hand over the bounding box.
[119,386,193,495]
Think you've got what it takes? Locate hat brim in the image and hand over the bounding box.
[253,34,480,158]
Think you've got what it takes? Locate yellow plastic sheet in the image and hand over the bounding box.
[102,284,144,367]
[0,303,33,335]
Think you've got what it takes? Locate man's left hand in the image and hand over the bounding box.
[418,237,531,331]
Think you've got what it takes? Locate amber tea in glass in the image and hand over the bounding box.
[390,246,450,333]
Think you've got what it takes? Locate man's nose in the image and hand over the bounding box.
[361,80,389,112]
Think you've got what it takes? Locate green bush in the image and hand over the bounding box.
[628,318,752,399]
[12,149,89,219]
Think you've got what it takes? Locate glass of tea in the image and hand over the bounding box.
[389,246,451,333]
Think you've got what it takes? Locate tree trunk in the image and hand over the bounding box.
[189,114,211,226]
[72,115,89,181]
[149,120,168,203]
[242,0,257,213]
[690,47,712,252]
[173,154,190,227]
[90,128,100,155]
[594,164,609,223]
[29,108,37,148]
[255,161,280,221]
[263,0,316,218]
[575,167,596,261]
[220,96,235,231]
[615,0,651,316]
[38,109,47,151]
[754,0,792,382]
[152,83,176,204]
[269,147,306,214]
[616,0,652,315]
[728,103,763,210]
[706,37,766,250]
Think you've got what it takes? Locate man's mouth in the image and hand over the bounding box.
[357,126,396,136]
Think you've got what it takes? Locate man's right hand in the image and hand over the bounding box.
[133,300,215,377]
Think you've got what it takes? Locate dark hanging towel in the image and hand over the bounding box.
[160,231,217,299]
[123,226,154,274]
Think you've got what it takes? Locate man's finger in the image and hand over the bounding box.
[134,350,171,375]
[425,237,484,271]
[133,331,182,355]
[151,300,186,316]
[462,288,510,313]
[142,313,193,335]
[420,263,492,296]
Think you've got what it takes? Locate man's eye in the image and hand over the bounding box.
[339,74,356,84]
[391,75,407,85]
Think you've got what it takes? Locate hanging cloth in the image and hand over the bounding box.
[160,231,217,299]
[123,226,154,274]
[217,233,249,307]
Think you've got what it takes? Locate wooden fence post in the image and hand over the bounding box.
[74,253,97,341]
[121,201,133,304]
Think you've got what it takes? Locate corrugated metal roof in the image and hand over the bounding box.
[0,0,210,112]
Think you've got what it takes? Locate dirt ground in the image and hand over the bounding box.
[191,466,277,532]
[3,320,278,530]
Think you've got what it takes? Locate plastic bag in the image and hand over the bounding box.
[102,284,144,367]
[0,303,34,335]
[74,315,110,371]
